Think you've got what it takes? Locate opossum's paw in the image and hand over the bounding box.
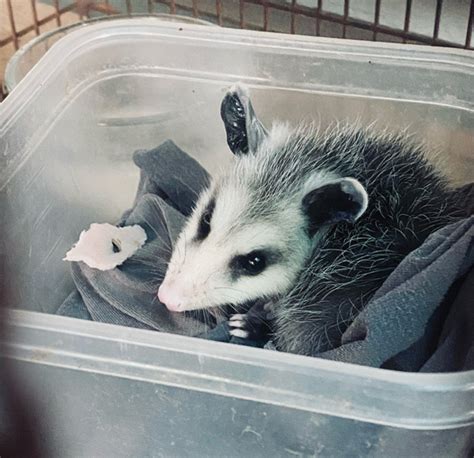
[228,312,271,342]
[228,314,250,339]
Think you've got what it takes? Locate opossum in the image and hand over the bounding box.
[158,85,464,356]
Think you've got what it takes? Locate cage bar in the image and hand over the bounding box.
[263,1,269,31]
[216,0,223,26]
[433,0,443,42]
[192,0,198,18]
[29,0,40,36]
[290,0,297,34]
[87,2,117,14]
[5,0,18,49]
[316,0,322,36]
[373,0,381,41]
[52,0,61,27]
[403,0,412,43]
[467,0,474,48]
[342,0,349,39]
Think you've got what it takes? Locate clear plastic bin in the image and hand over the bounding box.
[1,19,473,457]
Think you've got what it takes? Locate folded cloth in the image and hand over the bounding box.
[57,142,218,336]
[131,140,210,218]
[420,268,474,372]
[58,140,474,371]
[318,215,474,371]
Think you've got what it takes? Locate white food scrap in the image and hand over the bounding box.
[63,223,147,270]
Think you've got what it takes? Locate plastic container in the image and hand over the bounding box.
[3,14,214,94]
[1,19,473,457]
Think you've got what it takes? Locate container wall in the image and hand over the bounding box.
[10,360,474,458]
[1,21,473,457]
[5,312,474,458]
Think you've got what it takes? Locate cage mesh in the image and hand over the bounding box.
[1,0,473,100]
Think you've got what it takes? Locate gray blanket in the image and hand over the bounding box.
[58,141,474,371]
[58,141,217,336]
[319,216,473,371]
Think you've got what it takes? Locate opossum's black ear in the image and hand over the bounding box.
[220,84,268,156]
[302,178,368,235]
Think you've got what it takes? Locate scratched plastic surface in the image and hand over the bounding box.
[1,19,473,457]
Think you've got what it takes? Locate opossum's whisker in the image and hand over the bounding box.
[214,286,247,295]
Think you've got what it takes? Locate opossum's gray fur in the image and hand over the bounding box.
[162,85,466,357]
[264,123,464,356]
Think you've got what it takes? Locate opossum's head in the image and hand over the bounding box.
[158,85,368,312]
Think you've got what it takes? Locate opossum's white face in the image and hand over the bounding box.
[158,146,367,313]
[158,178,314,312]
[158,87,368,313]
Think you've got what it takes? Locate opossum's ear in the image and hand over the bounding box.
[220,84,268,156]
[302,178,368,235]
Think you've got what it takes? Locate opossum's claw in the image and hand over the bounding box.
[228,301,273,345]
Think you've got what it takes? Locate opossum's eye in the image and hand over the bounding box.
[195,198,215,241]
[231,250,267,276]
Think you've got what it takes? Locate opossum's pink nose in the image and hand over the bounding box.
[158,283,183,312]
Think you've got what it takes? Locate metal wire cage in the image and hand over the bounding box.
[1,0,473,99]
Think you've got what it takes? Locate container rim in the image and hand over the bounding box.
[5,310,474,431]
[1,17,473,125]
[3,14,215,93]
